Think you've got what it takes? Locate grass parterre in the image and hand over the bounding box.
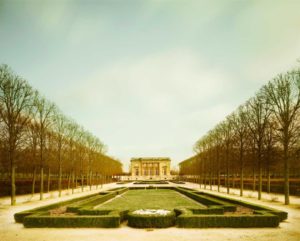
[14,186,288,228]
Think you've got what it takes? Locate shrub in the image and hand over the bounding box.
[127,210,176,228]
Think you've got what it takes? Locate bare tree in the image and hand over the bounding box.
[0,65,34,205]
[263,70,300,204]
[66,120,79,194]
[52,107,66,197]
[34,94,55,200]
[245,93,271,200]
[220,117,234,194]
[211,125,223,192]
[232,106,249,196]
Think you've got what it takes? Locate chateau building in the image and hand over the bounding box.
[130,157,171,180]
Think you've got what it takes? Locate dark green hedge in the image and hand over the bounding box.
[197,191,288,221]
[15,187,128,223]
[133,181,169,185]
[66,192,116,212]
[170,181,185,184]
[16,186,287,229]
[175,187,236,212]
[14,192,101,223]
[23,211,121,228]
[127,210,176,228]
[174,207,224,217]
[177,213,279,228]
[66,187,128,212]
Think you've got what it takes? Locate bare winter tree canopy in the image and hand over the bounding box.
[180,67,300,205]
[0,65,122,205]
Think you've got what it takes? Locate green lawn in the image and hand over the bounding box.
[96,189,206,211]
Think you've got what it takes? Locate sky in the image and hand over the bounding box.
[1,0,300,171]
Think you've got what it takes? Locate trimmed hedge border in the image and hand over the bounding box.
[15,186,287,228]
[175,187,236,212]
[195,191,288,222]
[15,187,129,227]
[133,181,169,185]
[176,213,279,228]
[23,211,121,228]
[14,191,103,223]
[127,210,176,228]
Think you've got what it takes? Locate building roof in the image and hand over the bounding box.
[130,157,171,162]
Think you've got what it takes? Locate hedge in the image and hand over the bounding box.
[196,191,288,221]
[175,187,236,212]
[66,192,116,212]
[66,187,128,212]
[14,192,101,223]
[15,186,287,229]
[15,187,128,223]
[23,211,121,228]
[127,210,176,228]
[177,213,279,228]
[133,181,169,185]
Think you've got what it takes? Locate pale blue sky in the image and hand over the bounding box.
[1,0,300,171]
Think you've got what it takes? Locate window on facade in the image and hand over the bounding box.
[135,168,139,176]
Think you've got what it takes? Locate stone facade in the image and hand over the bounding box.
[130,157,171,180]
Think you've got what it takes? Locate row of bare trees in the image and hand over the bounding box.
[0,65,122,205]
[179,67,300,205]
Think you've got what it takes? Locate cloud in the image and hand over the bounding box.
[68,49,229,111]
[56,49,234,169]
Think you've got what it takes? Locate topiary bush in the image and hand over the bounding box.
[127,210,176,228]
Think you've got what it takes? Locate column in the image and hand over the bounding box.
[139,162,142,177]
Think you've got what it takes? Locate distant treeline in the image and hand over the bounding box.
[0,65,123,205]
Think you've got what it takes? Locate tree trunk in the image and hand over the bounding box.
[96,173,98,189]
[72,170,75,194]
[89,170,92,190]
[58,164,62,197]
[75,174,77,192]
[81,173,84,192]
[252,166,256,191]
[267,163,271,193]
[283,139,290,205]
[32,167,37,196]
[67,172,71,190]
[11,164,16,205]
[209,170,212,190]
[240,164,244,197]
[226,149,230,194]
[47,167,50,193]
[217,152,220,192]
[40,167,44,200]
[258,149,262,200]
